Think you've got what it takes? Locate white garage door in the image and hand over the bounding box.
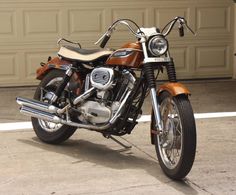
[0,0,234,86]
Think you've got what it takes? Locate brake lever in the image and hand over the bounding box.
[185,24,196,36]
[182,18,196,36]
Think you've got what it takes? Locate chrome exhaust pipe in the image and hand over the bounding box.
[20,106,62,123]
[19,105,111,131]
[16,97,59,114]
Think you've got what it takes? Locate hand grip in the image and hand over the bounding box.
[100,35,110,48]
[179,26,184,37]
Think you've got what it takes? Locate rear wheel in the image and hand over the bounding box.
[152,91,196,180]
[31,70,77,144]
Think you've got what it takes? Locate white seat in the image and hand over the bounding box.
[58,45,113,62]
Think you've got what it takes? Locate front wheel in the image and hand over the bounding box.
[152,91,196,180]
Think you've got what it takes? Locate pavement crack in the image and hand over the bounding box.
[78,183,158,195]
[186,178,214,195]
[119,137,158,162]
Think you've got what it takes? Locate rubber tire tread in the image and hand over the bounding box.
[154,92,196,180]
[31,69,77,145]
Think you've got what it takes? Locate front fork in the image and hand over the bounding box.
[142,62,164,132]
[150,88,163,131]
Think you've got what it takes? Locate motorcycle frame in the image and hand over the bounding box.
[36,32,191,138]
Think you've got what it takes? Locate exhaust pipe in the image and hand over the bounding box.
[20,105,111,131]
[20,106,62,123]
[16,97,59,114]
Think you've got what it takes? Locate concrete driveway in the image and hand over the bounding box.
[0,80,236,195]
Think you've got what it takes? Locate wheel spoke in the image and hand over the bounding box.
[158,96,183,169]
[38,77,64,132]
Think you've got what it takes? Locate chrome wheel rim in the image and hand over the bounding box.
[157,97,183,169]
[38,77,63,132]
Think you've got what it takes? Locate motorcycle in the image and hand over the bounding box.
[16,17,196,180]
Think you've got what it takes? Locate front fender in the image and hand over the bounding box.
[36,57,71,80]
[158,82,190,96]
[150,82,190,144]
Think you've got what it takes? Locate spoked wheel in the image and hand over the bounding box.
[152,91,196,180]
[31,70,77,144]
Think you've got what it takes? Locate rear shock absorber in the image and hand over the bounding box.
[166,59,177,82]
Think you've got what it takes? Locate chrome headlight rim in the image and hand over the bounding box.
[148,35,168,57]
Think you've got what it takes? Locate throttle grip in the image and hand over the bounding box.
[179,26,184,37]
[100,35,110,48]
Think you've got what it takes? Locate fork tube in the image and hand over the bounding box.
[141,41,163,131]
[150,88,163,131]
[143,63,163,131]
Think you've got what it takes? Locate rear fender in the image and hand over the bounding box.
[36,57,82,95]
[36,57,71,80]
[150,82,190,144]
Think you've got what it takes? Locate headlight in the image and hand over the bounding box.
[148,36,168,56]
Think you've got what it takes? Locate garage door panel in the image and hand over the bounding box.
[0,53,19,80]
[112,8,147,29]
[196,6,231,34]
[0,0,234,86]
[69,9,105,36]
[154,7,190,30]
[23,10,60,38]
[170,46,189,73]
[25,51,56,80]
[196,45,230,72]
[0,11,16,36]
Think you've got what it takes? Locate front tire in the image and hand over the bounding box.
[152,91,196,180]
[31,70,77,144]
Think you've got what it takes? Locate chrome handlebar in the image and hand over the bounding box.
[94,19,143,45]
[95,17,195,46]
[162,16,196,37]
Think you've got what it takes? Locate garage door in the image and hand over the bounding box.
[0,0,234,86]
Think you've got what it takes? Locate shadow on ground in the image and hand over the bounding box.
[19,137,198,195]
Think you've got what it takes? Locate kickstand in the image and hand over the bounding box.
[109,135,132,149]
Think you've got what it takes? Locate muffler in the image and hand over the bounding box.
[20,106,62,123]
[16,97,111,130]
[19,105,110,131]
[16,97,59,114]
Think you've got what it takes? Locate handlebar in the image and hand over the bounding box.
[95,17,195,48]
[162,16,195,37]
[94,19,144,47]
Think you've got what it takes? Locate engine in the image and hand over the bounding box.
[77,67,136,124]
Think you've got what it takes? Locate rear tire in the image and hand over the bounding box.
[152,91,196,180]
[31,70,77,144]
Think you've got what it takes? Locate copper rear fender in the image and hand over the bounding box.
[36,57,71,80]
